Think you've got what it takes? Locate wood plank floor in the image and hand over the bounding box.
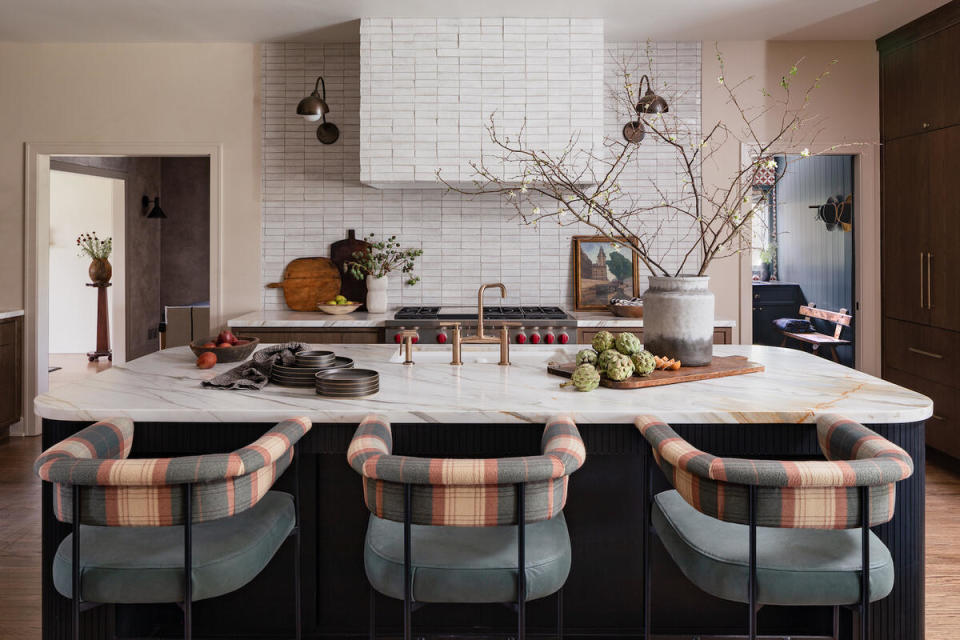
[1,436,958,639]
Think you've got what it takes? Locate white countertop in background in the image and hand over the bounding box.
[0,309,24,320]
[229,309,736,329]
[34,344,931,425]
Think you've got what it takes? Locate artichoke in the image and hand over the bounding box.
[576,349,598,366]
[606,353,635,381]
[596,348,620,374]
[591,330,615,353]
[615,332,642,355]
[565,363,601,392]
[631,350,656,376]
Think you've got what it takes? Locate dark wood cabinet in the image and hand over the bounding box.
[879,1,960,459]
[0,315,23,438]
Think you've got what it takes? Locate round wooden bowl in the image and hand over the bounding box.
[609,304,644,318]
[317,303,362,315]
[189,336,260,363]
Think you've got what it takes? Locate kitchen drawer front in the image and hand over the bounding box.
[883,317,960,388]
[752,283,803,307]
[884,367,959,459]
[0,319,16,347]
[237,328,384,344]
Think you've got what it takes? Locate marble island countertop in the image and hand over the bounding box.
[229,309,736,329]
[0,309,24,320]
[34,344,932,425]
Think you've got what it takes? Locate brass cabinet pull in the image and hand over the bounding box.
[922,122,931,128]
[927,253,933,309]
[908,347,943,359]
[920,253,925,309]
[931,414,946,421]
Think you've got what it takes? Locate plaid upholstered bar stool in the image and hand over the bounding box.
[636,413,914,640]
[34,416,312,640]
[347,414,586,640]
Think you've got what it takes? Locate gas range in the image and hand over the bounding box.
[385,306,578,345]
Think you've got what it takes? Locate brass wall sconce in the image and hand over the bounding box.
[296,76,340,145]
[622,74,670,143]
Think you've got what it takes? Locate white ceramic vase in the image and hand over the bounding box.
[642,275,715,366]
[366,274,388,313]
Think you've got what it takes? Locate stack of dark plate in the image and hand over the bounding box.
[270,350,356,387]
[315,368,379,397]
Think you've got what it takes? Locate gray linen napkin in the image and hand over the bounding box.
[201,342,309,390]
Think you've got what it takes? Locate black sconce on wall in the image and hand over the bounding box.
[622,74,670,144]
[297,76,340,145]
[143,195,166,219]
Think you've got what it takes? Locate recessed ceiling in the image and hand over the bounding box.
[0,0,949,42]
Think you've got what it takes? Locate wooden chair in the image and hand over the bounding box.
[778,303,852,362]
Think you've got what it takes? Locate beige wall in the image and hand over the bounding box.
[0,43,261,325]
[701,41,881,373]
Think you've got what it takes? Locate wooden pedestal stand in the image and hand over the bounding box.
[86,282,112,362]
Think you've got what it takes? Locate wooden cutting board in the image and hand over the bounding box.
[548,356,765,389]
[330,230,371,309]
[266,257,341,311]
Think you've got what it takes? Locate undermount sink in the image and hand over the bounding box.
[388,344,571,364]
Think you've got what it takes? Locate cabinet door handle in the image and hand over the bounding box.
[931,414,946,421]
[927,253,933,309]
[920,252,925,309]
[908,347,943,359]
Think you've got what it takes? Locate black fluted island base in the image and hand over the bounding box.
[41,419,924,640]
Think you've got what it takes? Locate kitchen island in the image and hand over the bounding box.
[35,345,931,640]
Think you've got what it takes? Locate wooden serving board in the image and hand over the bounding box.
[266,257,341,311]
[548,356,765,389]
[330,230,371,309]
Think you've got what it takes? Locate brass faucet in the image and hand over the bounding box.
[457,283,511,366]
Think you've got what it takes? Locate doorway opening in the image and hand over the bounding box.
[23,143,222,437]
[752,154,856,367]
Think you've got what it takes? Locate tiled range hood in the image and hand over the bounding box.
[359,18,605,188]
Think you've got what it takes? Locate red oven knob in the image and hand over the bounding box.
[558,331,570,344]
[516,333,527,344]
[394,333,403,343]
[530,332,541,344]
[436,332,448,344]
[412,335,419,344]
[544,331,556,344]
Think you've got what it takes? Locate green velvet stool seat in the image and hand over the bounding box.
[53,491,296,604]
[347,414,586,640]
[652,490,895,607]
[34,416,312,640]
[363,511,572,604]
[636,414,914,640]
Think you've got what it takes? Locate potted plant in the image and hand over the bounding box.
[347,234,423,313]
[77,232,113,285]
[440,45,842,365]
[758,244,777,282]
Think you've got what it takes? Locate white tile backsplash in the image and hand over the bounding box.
[261,39,701,310]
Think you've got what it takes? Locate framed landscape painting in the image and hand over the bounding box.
[573,236,640,311]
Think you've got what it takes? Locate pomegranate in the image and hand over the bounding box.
[196,352,217,369]
[217,342,232,348]
[216,330,239,345]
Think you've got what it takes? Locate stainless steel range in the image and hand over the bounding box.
[385,305,578,345]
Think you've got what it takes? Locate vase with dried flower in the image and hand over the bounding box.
[346,234,422,313]
[77,232,113,285]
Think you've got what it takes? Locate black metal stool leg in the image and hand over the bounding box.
[556,587,563,640]
[369,586,376,640]
[517,483,527,640]
[642,446,652,640]
[860,485,870,640]
[293,443,302,640]
[184,483,193,640]
[403,483,412,640]
[72,485,81,640]
[748,485,758,640]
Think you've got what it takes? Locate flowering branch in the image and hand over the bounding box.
[76,232,112,260]
[438,44,850,277]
